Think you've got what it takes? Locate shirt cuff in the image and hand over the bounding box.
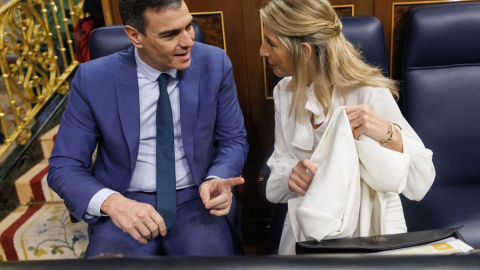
[84,188,119,219]
[205,175,220,181]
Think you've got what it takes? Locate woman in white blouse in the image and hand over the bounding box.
[259,0,436,254]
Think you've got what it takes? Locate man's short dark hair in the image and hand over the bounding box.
[119,0,182,35]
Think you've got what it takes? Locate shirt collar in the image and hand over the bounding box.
[292,85,339,151]
[134,47,177,81]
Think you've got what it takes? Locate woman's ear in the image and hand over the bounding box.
[301,42,313,60]
[125,25,143,48]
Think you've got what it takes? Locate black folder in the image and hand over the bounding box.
[296,225,466,254]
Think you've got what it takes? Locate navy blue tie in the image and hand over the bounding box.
[156,73,176,229]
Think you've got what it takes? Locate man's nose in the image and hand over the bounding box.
[179,29,194,47]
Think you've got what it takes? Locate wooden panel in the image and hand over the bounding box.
[101,0,113,25]
[191,12,225,50]
[374,0,480,79]
[330,0,375,15]
[101,0,121,25]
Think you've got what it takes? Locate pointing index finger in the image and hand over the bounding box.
[226,177,245,188]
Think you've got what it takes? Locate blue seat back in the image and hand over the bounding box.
[401,2,480,248]
[402,2,480,186]
[341,16,388,77]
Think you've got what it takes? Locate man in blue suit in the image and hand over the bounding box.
[47,0,248,257]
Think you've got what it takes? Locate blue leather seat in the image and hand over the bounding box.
[400,2,480,248]
[89,22,205,60]
[341,16,389,77]
[264,16,391,254]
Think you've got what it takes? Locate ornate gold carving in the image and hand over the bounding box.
[0,0,83,157]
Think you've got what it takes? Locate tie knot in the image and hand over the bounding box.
[157,73,171,90]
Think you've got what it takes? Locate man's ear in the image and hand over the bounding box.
[301,42,312,61]
[125,25,143,48]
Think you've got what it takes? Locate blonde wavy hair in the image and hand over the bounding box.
[260,0,398,122]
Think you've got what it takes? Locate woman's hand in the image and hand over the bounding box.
[288,159,317,196]
[345,104,403,152]
[345,105,390,141]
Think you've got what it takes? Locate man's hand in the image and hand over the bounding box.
[100,193,167,245]
[199,177,245,216]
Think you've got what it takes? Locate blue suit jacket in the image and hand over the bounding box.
[48,43,249,235]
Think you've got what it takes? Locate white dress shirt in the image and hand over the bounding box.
[85,48,194,218]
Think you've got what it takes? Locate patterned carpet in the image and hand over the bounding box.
[0,204,88,261]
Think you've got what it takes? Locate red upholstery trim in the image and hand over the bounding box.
[30,165,49,202]
[0,205,42,261]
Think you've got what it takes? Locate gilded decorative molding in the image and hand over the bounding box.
[0,0,83,157]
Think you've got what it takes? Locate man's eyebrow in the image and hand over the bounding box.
[158,18,193,37]
[158,29,180,37]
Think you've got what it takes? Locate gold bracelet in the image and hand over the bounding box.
[379,122,394,145]
[393,123,402,130]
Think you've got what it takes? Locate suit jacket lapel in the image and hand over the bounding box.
[115,47,140,175]
[178,61,199,177]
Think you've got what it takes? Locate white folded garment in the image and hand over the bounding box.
[289,106,411,243]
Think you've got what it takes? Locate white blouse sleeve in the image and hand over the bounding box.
[367,88,436,201]
[265,86,299,203]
